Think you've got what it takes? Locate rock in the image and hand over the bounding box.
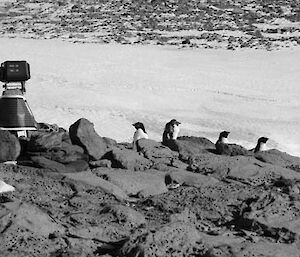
[61,141,85,155]
[65,160,89,172]
[27,131,64,152]
[233,241,300,257]
[30,156,71,173]
[121,221,207,256]
[108,148,152,171]
[69,118,111,160]
[0,130,21,162]
[215,142,250,156]
[169,208,197,223]
[178,136,215,149]
[167,170,219,188]
[30,156,88,173]
[245,190,300,235]
[102,137,118,147]
[100,204,146,227]
[255,149,300,169]
[93,168,168,197]
[49,142,88,164]
[2,201,64,236]
[89,159,112,168]
[64,170,129,201]
[189,154,300,184]
[163,136,215,161]
[137,139,179,160]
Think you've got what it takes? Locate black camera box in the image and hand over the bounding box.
[0,61,30,82]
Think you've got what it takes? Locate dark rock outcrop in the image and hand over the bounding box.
[255,149,300,170]
[69,118,112,160]
[0,130,21,162]
[108,148,152,171]
[30,156,88,173]
[215,142,250,156]
[163,136,215,161]
[100,204,146,227]
[137,139,178,160]
[188,154,300,184]
[27,131,64,152]
[93,168,168,197]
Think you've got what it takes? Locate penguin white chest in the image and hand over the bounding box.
[172,125,180,139]
[221,137,229,144]
[259,143,267,152]
[133,128,148,142]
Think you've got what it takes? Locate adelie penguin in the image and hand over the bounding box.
[215,131,249,156]
[132,122,148,150]
[252,137,269,153]
[162,119,181,143]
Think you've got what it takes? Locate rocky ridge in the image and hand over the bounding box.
[0,117,300,256]
[0,0,300,49]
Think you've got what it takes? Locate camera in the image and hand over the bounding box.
[0,61,30,83]
[0,60,37,135]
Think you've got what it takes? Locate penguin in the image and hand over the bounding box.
[216,131,230,145]
[0,180,15,193]
[215,131,249,156]
[162,119,181,143]
[132,122,149,150]
[254,137,269,153]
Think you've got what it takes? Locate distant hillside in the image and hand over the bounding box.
[1,0,300,49]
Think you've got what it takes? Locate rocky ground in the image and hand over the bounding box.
[0,0,300,49]
[0,118,300,256]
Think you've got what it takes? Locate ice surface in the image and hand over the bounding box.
[0,38,299,156]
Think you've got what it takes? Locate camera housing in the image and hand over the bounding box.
[0,61,30,83]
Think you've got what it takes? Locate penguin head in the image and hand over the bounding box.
[258,137,269,144]
[170,119,181,126]
[219,131,230,139]
[132,122,146,133]
[255,137,269,152]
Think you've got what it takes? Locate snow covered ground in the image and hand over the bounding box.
[0,38,299,156]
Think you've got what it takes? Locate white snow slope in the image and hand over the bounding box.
[0,38,299,156]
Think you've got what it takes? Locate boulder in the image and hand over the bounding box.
[137,139,179,160]
[65,160,89,172]
[27,131,64,152]
[108,148,152,171]
[64,170,129,201]
[255,149,300,170]
[102,137,118,147]
[167,170,219,188]
[48,142,88,164]
[232,241,300,257]
[119,221,206,256]
[178,136,215,149]
[30,156,88,173]
[69,118,111,160]
[100,204,146,227]
[93,168,168,197]
[89,159,112,168]
[2,202,64,236]
[215,142,250,156]
[163,136,215,161]
[0,130,21,162]
[189,154,300,184]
